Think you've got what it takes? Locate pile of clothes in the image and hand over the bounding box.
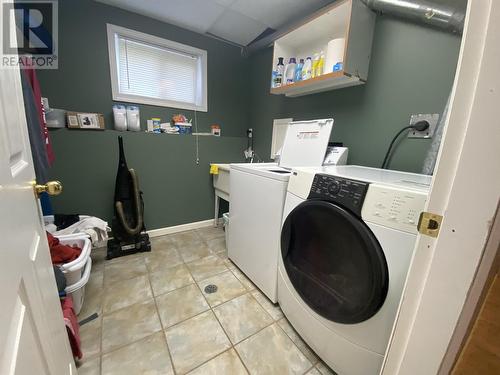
[45,214,109,247]
[47,232,82,264]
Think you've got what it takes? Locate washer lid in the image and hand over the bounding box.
[230,163,291,181]
[279,119,334,169]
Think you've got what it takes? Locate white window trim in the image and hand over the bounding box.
[106,23,208,112]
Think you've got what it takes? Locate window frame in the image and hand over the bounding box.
[106,24,208,112]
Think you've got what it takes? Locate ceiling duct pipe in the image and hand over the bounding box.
[245,0,465,55]
[360,0,465,34]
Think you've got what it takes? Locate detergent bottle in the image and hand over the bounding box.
[311,53,320,78]
[295,59,304,82]
[273,57,285,87]
[301,57,312,80]
[315,51,325,77]
[284,57,297,85]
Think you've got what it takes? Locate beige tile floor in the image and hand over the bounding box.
[76,227,336,375]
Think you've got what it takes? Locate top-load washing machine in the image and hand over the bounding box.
[278,165,431,375]
[228,119,335,302]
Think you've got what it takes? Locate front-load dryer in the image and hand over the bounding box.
[278,165,431,375]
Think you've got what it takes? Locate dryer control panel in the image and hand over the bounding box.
[362,184,428,234]
[308,174,369,217]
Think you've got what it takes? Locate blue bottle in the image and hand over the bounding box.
[295,59,304,82]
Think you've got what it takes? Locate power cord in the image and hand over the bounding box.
[381,120,430,169]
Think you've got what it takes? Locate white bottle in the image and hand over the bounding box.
[284,57,297,85]
[126,105,140,131]
[301,57,312,80]
[113,104,127,131]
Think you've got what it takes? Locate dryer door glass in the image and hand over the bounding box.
[281,200,388,324]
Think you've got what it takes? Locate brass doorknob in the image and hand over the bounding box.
[34,181,63,196]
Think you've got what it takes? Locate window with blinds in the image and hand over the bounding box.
[107,24,207,112]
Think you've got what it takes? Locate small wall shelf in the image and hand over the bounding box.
[270,71,362,97]
[270,0,375,97]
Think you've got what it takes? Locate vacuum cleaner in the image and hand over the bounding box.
[107,136,151,260]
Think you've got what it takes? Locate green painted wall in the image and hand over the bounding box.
[249,16,461,173]
[48,130,244,228]
[38,1,462,230]
[37,0,248,229]
[38,0,249,136]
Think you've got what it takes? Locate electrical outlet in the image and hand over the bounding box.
[407,113,439,138]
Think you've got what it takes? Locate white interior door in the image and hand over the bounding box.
[382,0,500,374]
[0,24,76,375]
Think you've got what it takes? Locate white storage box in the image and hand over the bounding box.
[56,235,92,315]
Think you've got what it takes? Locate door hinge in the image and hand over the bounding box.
[417,211,443,238]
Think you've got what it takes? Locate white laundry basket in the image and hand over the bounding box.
[57,235,92,314]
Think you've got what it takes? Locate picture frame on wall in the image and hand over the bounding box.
[77,113,99,128]
[67,112,105,130]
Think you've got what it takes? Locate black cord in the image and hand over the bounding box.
[381,120,430,169]
[381,126,413,169]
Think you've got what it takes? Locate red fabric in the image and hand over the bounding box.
[61,295,82,359]
[47,232,82,264]
[24,67,55,164]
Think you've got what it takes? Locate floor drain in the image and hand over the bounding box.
[204,284,218,294]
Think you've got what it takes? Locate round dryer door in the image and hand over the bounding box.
[281,200,389,324]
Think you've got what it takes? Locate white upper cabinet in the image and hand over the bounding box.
[270,0,375,97]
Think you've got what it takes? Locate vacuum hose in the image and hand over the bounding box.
[115,168,143,235]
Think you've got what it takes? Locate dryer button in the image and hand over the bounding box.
[327,181,341,195]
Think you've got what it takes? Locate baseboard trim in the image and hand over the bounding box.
[147,218,222,238]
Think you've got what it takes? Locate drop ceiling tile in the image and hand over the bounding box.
[208,8,267,46]
[96,0,225,33]
[230,0,298,29]
[214,0,237,6]
[231,0,331,29]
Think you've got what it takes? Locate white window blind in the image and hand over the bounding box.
[107,24,207,111]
